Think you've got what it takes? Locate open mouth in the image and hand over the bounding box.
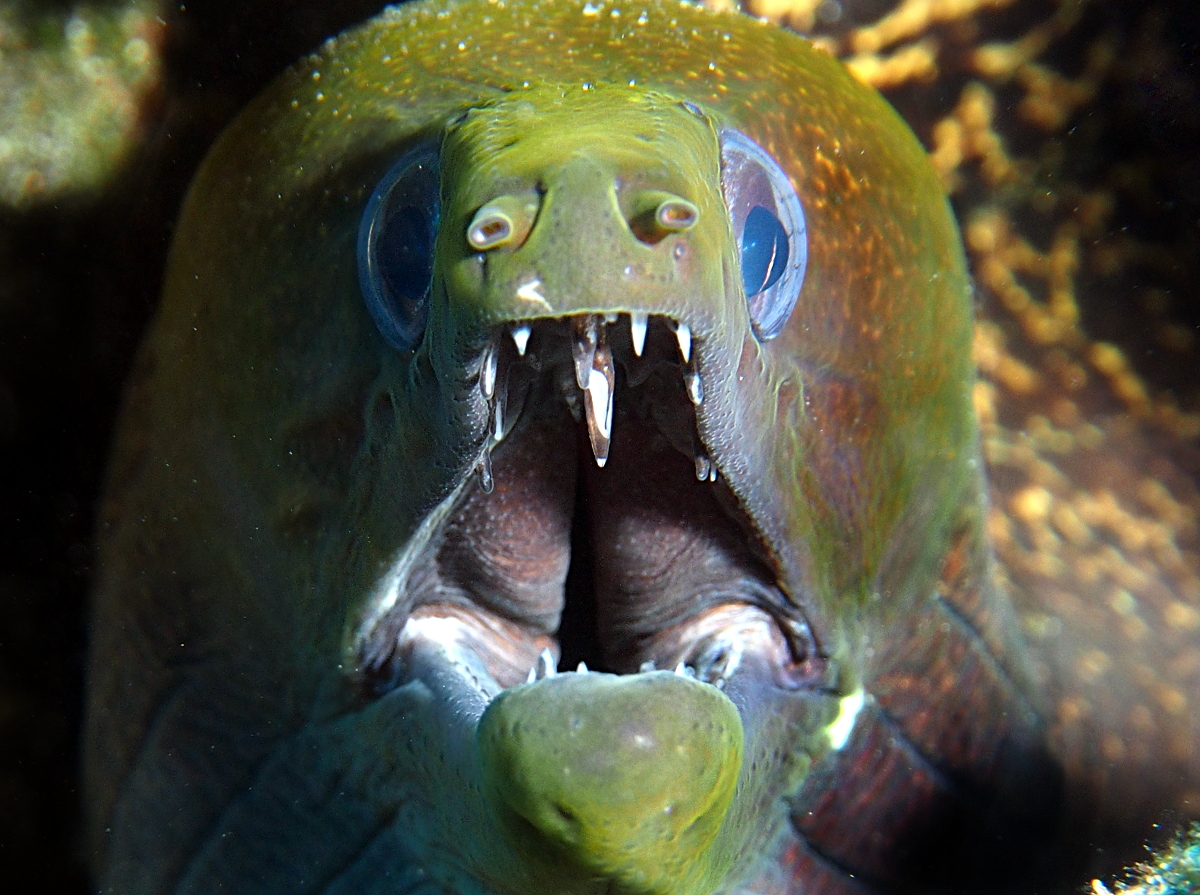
[354,311,827,705]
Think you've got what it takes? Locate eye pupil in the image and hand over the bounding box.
[719,129,808,341]
[741,205,789,296]
[357,145,440,351]
[378,203,435,300]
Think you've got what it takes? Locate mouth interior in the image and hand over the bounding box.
[358,313,821,697]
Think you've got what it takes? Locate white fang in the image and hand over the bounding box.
[584,365,613,467]
[480,343,497,399]
[511,324,531,356]
[537,648,557,679]
[673,322,691,362]
[630,311,648,356]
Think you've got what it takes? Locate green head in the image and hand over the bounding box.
[86,1,1056,893]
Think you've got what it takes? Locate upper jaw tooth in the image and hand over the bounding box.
[583,347,614,467]
[629,311,648,356]
[572,316,599,390]
[511,323,531,356]
[685,370,704,406]
[672,321,691,363]
[479,341,497,399]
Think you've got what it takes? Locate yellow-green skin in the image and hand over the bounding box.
[85,1,1039,893]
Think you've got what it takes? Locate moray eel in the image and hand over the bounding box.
[85,0,1068,892]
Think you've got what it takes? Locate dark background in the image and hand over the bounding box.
[1,0,1196,890]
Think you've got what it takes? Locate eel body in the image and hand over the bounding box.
[84,0,1195,892]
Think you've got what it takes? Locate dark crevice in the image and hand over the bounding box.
[868,702,978,810]
[555,428,605,673]
[790,829,891,895]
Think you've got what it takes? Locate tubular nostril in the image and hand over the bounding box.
[629,190,699,244]
[468,214,512,249]
[655,198,698,231]
[467,195,539,250]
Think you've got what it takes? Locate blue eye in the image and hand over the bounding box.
[358,144,440,351]
[719,130,808,341]
[741,205,789,296]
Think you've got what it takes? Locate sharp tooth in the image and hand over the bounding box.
[526,666,537,684]
[478,449,494,494]
[672,321,691,362]
[480,342,497,399]
[583,345,614,467]
[684,370,704,406]
[674,661,687,676]
[572,316,599,390]
[629,311,648,357]
[695,452,712,482]
[537,648,557,679]
[576,661,589,673]
[511,323,531,356]
[709,465,718,483]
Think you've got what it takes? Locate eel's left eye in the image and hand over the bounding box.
[357,143,440,351]
[719,129,808,341]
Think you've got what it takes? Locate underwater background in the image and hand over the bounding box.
[0,0,1197,891]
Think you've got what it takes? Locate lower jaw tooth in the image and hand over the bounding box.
[673,662,697,678]
[536,648,557,679]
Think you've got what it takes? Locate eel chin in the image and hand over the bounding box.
[353,312,840,893]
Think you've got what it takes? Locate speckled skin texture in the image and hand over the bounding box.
[0,0,1196,892]
[764,0,1200,869]
[83,0,1059,893]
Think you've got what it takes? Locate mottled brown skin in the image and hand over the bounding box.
[765,0,1200,873]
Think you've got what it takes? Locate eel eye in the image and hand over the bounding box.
[719,129,808,341]
[357,143,440,351]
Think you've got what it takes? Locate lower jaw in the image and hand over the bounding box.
[386,619,837,895]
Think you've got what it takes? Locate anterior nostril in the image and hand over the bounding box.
[629,190,699,244]
[466,195,540,250]
[656,198,698,231]
[468,214,513,249]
